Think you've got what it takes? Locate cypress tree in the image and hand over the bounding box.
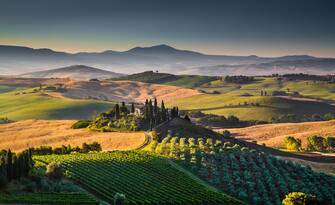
[156,109,161,125]
[120,102,128,114]
[0,157,7,187]
[131,103,135,113]
[114,104,120,120]
[144,99,149,120]
[154,98,158,116]
[161,100,166,122]
[149,99,153,123]
[12,155,19,179]
[18,153,25,178]
[5,149,12,180]
[0,157,7,179]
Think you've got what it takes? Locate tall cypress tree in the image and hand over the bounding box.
[149,99,153,123]
[131,103,135,113]
[144,99,149,120]
[154,98,158,116]
[12,155,19,179]
[114,104,120,120]
[6,149,12,180]
[161,100,166,122]
[18,153,25,178]
[120,102,128,114]
[0,157,7,179]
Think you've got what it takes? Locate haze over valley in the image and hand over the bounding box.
[1,44,335,76]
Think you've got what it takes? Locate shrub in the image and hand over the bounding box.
[307,135,326,152]
[114,193,127,205]
[282,192,318,205]
[284,136,302,151]
[71,120,91,129]
[46,163,63,181]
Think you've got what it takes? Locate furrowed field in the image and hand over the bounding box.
[0,193,98,205]
[35,151,243,205]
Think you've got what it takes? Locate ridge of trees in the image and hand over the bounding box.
[223,75,255,84]
[284,136,335,152]
[0,149,33,187]
[28,142,102,155]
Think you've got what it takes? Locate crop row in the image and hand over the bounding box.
[0,192,99,205]
[35,151,243,205]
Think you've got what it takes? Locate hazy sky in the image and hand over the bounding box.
[1,0,335,57]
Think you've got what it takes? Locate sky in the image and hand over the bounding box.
[0,0,335,57]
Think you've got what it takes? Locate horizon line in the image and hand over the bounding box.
[0,43,333,59]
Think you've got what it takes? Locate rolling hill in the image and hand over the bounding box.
[0,77,200,120]
[167,94,335,121]
[114,71,218,88]
[225,120,335,148]
[19,65,124,80]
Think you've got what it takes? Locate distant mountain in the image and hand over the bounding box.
[187,58,335,76]
[0,44,334,75]
[19,65,124,80]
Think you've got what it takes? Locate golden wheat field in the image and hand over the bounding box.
[0,120,145,151]
[223,120,335,148]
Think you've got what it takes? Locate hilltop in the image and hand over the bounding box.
[19,65,124,80]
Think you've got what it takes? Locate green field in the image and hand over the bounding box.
[149,136,335,205]
[165,77,335,121]
[35,151,242,205]
[167,93,335,121]
[0,88,114,120]
[199,77,335,100]
[114,71,217,88]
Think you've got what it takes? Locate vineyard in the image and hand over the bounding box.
[0,192,98,205]
[149,136,335,205]
[35,151,243,205]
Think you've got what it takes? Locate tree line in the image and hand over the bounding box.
[0,149,33,187]
[28,142,102,155]
[223,75,255,84]
[271,113,335,123]
[284,136,335,152]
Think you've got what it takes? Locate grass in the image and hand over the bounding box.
[0,88,115,120]
[167,93,335,121]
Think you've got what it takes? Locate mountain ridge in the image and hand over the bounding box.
[1,44,334,75]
